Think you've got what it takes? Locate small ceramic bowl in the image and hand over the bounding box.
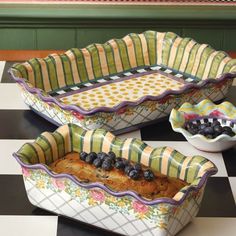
[169,99,236,152]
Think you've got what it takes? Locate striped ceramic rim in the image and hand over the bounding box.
[12,153,217,206]
[8,69,236,116]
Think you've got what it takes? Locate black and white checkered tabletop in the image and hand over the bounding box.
[0,61,236,236]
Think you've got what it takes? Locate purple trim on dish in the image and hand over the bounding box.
[13,153,217,206]
[9,69,236,116]
[157,69,186,84]
[55,69,186,99]
[30,106,62,126]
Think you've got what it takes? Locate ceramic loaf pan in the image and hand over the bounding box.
[9,31,236,134]
[13,124,217,236]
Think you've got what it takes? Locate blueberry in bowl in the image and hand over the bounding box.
[185,120,235,139]
[169,99,236,152]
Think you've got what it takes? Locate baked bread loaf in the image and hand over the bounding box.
[50,152,188,200]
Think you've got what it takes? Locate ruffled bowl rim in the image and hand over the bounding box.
[169,99,236,143]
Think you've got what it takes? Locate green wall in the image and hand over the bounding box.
[0,4,236,51]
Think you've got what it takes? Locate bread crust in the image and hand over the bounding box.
[50,152,188,200]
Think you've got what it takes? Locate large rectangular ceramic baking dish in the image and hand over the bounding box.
[9,31,236,134]
[13,124,217,236]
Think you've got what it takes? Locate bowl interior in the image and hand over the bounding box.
[170,99,236,132]
[186,116,236,133]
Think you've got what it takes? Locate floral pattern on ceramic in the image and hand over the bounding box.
[22,167,205,236]
[13,124,217,236]
[9,31,236,133]
[169,99,236,152]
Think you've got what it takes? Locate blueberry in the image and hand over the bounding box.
[93,158,103,168]
[104,155,115,164]
[79,151,88,161]
[134,163,142,172]
[125,165,134,175]
[129,169,140,180]
[204,127,214,135]
[114,161,125,170]
[205,122,212,127]
[85,155,94,164]
[116,157,123,162]
[190,122,198,129]
[102,160,113,171]
[116,157,129,167]
[213,125,223,135]
[213,120,221,127]
[198,129,205,135]
[223,126,233,133]
[108,151,116,159]
[223,130,235,137]
[188,128,198,135]
[85,152,97,164]
[97,152,107,161]
[222,126,235,137]
[143,169,155,181]
[196,120,201,124]
[199,124,207,130]
[122,158,129,166]
[185,122,197,130]
[108,151,116,163]
[90,152,97,158]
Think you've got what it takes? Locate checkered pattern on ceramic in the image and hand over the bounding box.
[48,65,199,97]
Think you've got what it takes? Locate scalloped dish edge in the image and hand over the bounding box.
[8,30,236,116]
[9,70,236,116]
[170,99,236,143]
[13,126,217,206]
